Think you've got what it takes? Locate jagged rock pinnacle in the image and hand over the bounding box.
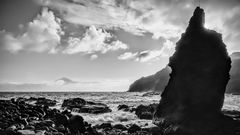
[187,7,205,31]
[153,6,236,135]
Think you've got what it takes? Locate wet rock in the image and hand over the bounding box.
[128,124,141,134]
[35,97,57,107]
[135,104,157,120]
[68,115,86,134]
[54,113,69,127]
[150,126,163,135]
[62,98,86,108]
[113,124,127,131]
[154,7,236,135]
[117,104,131,112]
[62,98,111,114]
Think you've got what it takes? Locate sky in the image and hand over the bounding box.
[0,0,240,92]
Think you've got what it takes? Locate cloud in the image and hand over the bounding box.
[55,77,78,85]
[38,0,191,39]
[90,54,98,60]
[0,8,63,53]
[0,8,127,59]
[38,0,240,54]
[63,26,128,55]
[118,52,138,60]
[204,5,240,53]
[118,39,175,62]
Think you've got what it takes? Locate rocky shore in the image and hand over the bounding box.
[0,97,158,135]
[0,97,239,135]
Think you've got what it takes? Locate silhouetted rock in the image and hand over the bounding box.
[128,124,141,134]
[62,98,111,114]
[117,104,131,111]
[128,66,171,92]
[153,7,236,135]
[135,104,157,120]
[112,124,127,130]
[227,52,240,94]
[35,97,57,106]
[68,115,86,134]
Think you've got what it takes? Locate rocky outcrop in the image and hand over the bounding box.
[62,98,111,114]
[227,52,240,94]
[128,66,171,92]
[153,7,237,135]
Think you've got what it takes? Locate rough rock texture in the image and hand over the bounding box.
[153,7,236,135]
[227,52,240,94]
[128,66,171,92]
[62,98,111,114]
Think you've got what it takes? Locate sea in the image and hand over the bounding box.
[0,92,240,128]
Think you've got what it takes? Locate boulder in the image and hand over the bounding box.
[35,98,57,107]
[68,115,86,134]
[153,7,236,135]
[117,104,131,112]
[135,104,157,120]
[62,98,111,114]
[128,124,141,134]
[113,124,127,131]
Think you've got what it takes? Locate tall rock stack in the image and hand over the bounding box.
[153,7,236,135]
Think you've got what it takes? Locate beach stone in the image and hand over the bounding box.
[150,126,163,135]
[35,97,57,107]
[54,113,69,127]
[117,104,130,112]
[135,104,157,120]
[128,124,141,134]
[68,115,86,134]
[97,123,112,130]
[154,7,236,135]
[113,124,127,130]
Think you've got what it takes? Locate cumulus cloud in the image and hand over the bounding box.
[0,8,63,53]
[62,25,128,54]
[38,0,240,53]
[0,8,128,59]
[39,0,191,39]
[118,39,175,62]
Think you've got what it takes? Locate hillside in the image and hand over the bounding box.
[129,52,240,94]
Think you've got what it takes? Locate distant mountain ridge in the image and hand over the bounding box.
[128,66,170,92]
[128,52,240,94]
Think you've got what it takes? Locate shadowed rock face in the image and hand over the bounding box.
[128,66,171,92]
[154,7,235,135]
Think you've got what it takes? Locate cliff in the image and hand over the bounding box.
[129,53,240,94]
[128,66,170,92]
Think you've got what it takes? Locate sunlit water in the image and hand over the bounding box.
[0,92,239,127]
